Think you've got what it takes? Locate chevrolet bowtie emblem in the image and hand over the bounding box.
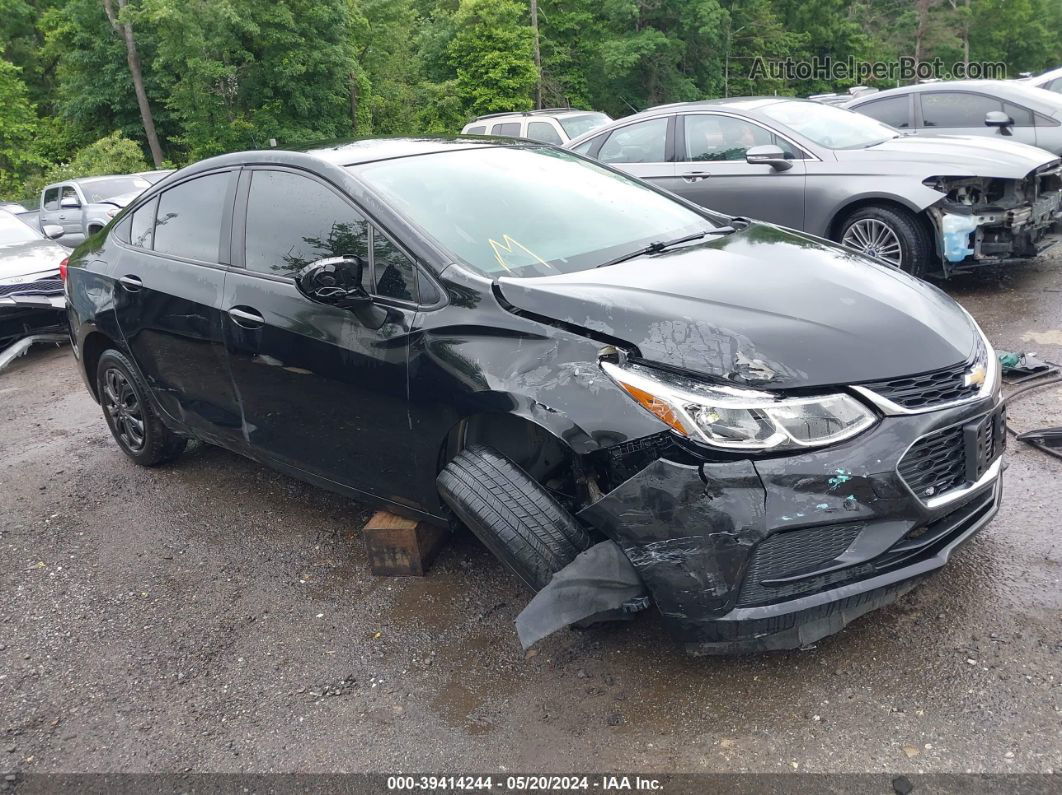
[964,363,987,388]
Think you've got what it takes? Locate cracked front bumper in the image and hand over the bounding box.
[579,393,1005,653]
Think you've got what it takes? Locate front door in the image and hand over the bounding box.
[111,170,244,444]
[918,91,1039,149]
[669,113,807,229]
[222,167,420,506]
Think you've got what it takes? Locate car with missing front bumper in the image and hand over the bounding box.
[64,138,1004,653]
[565,97,1062,278]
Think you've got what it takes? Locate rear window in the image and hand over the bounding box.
[466,125,486,135]
[491,122,521,137]
[558,112,612,138]
[130,197,157,249]
[855,96,911,129]
[526,121,563,144]
[152,172,231,263]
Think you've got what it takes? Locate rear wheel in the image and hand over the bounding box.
[837,205,933,277]
[96,349,186,466]
[437,444,591,591]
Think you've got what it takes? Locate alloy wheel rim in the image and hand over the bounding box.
[102,368,146,452]
[842,219,903,267]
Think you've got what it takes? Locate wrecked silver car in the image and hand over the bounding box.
[566,97,1062,277]
[0,209,67,370]
[66,139,1004,654]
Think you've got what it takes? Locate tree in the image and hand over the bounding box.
[0,58,46,196]
[448,0,537,116]
[102,0,163,166]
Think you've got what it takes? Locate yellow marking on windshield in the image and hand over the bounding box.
[488,234,553,272]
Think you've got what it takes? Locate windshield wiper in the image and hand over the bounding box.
[596,227,734,268]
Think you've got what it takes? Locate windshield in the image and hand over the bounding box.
[351,146,718,277]
[558,112,612,139]
[762,100,900,149]
[80,176,151,203]
[0,212,41,244]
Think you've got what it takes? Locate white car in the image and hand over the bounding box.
[1022,66,1062,94]
[461,108,612,145]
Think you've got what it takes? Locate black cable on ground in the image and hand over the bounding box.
[1001,365,1062,461]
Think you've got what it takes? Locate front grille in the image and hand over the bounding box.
[736,524,864,607]
[0,279,63,297]
[898,426,966,499]
[859,338,985,410]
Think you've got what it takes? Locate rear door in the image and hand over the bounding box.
[222,167,420,502]
[594,116,677,184]
[111,169,243,443]
[671,113,806,228]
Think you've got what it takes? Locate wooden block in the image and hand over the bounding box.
[362,510,448,577]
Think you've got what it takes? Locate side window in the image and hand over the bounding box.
[526,121,563,144]
[683,115,772,162]
[921,92,1001,128]
[43,188,59,211]
[570,137,598,156]
[856,96,911,129]
[491,122,521,137]
[244,169,368,278]
[372,229,416,302]
[153,172,230,262]
[1049,77,1062,94]
[598,117,668,164]
[60,185,80,206]
[130,197,158,249]
[1003,102,1034,127]
[466,125,486,134]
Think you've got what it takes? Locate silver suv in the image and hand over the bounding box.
[461,108,612,144]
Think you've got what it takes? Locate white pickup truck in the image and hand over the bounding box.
[37,171,170,246]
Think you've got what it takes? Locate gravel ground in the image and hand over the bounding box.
[0,255,1060,776]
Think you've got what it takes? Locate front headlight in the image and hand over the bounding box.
[601,360,877,451]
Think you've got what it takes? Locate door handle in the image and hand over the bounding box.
[681,171,709,183]
[227,306,265,329]
[119,275,143,291]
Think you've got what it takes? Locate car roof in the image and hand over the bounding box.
[165,137,540,180]
[466,108,603,124]
[304,136,531,166]
[847,79,1062,107]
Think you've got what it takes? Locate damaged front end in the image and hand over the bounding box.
[925,162,1062,273]
[568,339,1004,654]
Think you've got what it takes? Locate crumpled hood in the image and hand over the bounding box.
[497,224,978,389]
[839,133,1058,179]
[0,239,66,284]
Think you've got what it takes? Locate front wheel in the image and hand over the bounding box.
[97,349,187,466]
[837,205,933,277]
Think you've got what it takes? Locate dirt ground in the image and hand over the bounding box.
[0,254,1060,776]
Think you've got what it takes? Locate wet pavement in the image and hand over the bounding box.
[0,256,1060,775]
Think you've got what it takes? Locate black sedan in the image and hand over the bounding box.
[64,138,1004,653]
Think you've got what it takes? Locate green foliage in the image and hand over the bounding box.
[448,0,537,116]
[19,131,149,201]
[0,59,47,196]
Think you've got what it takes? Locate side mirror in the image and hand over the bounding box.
[59,196,81,209]
[745,145,793,171]
[295,256,371,310]
[42,224,64,240]
[985,111,1014,135]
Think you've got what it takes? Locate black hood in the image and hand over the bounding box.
[496,224,978,389]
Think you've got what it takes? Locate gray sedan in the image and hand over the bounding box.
[565,97,1062,277]
[844,80,1062,155]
